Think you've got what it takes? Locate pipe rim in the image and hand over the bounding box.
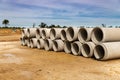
[94,44,107,60]
[42,30,46,39]
[37,40,41,49]
[44,39,50,50]
[53,41,58,51]
[92,27,104,44]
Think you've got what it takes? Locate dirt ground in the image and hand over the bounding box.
[0,29,120,80]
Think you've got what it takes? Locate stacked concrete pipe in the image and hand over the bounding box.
[36,28,44,39]
[81,42,95,58]
[21,28,28,38]
[41,28,51,39]
[71,41,82,56]
[78,28,93,43]
[50,28,63,40]
[27,28,36,38]
[60,28,67,41]
[66,27,79,42]
[91,27,120,44]
[44,39,53,51]
[94,42,120,60]
[37,39,44,49]
[64,41,72,54]
[30,38,38,48]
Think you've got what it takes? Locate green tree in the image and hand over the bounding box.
[2,19,9,27]
[39,22,47,28]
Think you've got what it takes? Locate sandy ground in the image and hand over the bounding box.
[0,29,120,80]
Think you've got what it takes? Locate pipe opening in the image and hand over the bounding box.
[66,41,71,51]
[79,29,87,41]
[51,29,56,38]
[95,45,105,59]
[93,28,103,42]
[82,44,90,56]
[68,28,74,38]
[22,30,25,34]
[36,29,40,34]
[72,43,79,53]
[53,41,58,49]
[61,30,66,40]
[42,30,46,37]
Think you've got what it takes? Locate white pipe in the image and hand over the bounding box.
[20,37,23,45]
[26,38,31,48]
[36,28,44,39]
[53,39,64,52]
[21,28,28,38]
[60,28,67,41]
[30,38,38,48]
[91,27,120,44]
[66,27,79,42]
[50,28,63,40]
[94,42,120,60]
[71,41,82,56]
[44,39,53,51]
[41,28,51,39]
[81,42,95,58]
[27,28,36,38]
[78,28,93,43]
[37,38,44,49]
[64,41,72,54]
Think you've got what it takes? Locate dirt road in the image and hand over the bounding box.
[0,41,120,80]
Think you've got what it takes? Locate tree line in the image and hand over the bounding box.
[1,19,120,29]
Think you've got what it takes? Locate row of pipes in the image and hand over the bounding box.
[20,27,120,60]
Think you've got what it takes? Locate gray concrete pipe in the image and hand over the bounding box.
[36,28,44,39]
[20,37,27,46]
[41,28,51,39]
[50,28,63,40]
[60,28,67,41]
[81,42,95,58]
[94,42,120,60]
[71,41,82,56]
[44,39,53,51]
[27,28,36,38]
[91,27,120,44]
[37,38,44,49]
[53,39,64,52]
[64,41,72,54]
[30,38,38,48]
[21,28,28,38]
[26,38,31,48]
[66,27,79,42]
[78,28,93,43]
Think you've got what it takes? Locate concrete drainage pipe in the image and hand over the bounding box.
[44,39,53,51]
[53,39,64,52]
[36,28,43,39]
[21,28,28,38]
[21,38,27,46]
[50,28,63,40]
[91,27,120,44]
[66,27,79,42]
[78,28,93,43]
[41,28,51,39]
[60,28,67,41]
[27,28,36,38]
[37,38,44,49]
[81,42,95,58]
[64,41,72,54]
[94,42,120,60]
[30,38,38,48]
[26,38,31,48]
[71,41,82,56]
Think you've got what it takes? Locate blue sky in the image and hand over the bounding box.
[0,0,120,27]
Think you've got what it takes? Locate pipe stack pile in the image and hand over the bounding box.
[20,27,120,60]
